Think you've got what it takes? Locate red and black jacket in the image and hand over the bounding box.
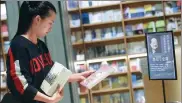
[6,35,53,103]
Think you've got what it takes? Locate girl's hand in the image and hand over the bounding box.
[47,85,64,103]
[68,70,95,83]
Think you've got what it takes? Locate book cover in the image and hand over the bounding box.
[67,1,78,10]
[117,61,127,72]
[79,1,89,8]
[113,9,122,22]
[90,12,102,24]
[108,60,118,73]
[134,90,146,103]
[111,77,120,88]
[92,83,100,91]
[80,97,86,103]
[80,62,115,89]
[132,74,143,87]
[101,95,110,103]
[70,14,80,27]
[93,96,101,103]
[0,58,5,72]
[121,92,130,103]
[101,78,112,90]
[82,13,90,24]
[40,62,72,96]
[118,76,128,87]
[110,93,121,103]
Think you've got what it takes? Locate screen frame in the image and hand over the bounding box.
[145,31,177,80]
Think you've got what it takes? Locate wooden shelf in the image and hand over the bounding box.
[126,34,145,42]
[87,55,127,64]
[83,21,122,30]
[0,52,7,57]
[124,16,163,22]
[0,87,7,91]
[165,12,181,17]
[133,86,144,90]
[131,70,142,74]
[85,37,125,47]
[79,92,88,96]
[70,26,81,31]
[109,72,128,77]
[128,53,147,59]
[68,8,79,13]
[92,87,129,95]
[121,1,143,5]
[72,42,84,48]
[74,61,86,65]
[81,3,120,12]
[173,30,181,36]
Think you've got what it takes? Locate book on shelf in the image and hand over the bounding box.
[75,64,87,73]
[120,92,130,103]
[108,60,127,73]
[101,94,110,103]
[1,4,7,20]
[101,78,112,90]
[113,9,122,22]
[130,58,141,72]
[40,62,72,96]
[80,97,89,103]
[67,1,78,10]
[111,77,120,89]
[92,83,100,91]
[69,14,80,27]
[118,76,128,87]
[134,89,146,103]
[82,13,90,24]
[89,63,101,71]
[128,41,146,54]
[0,58,5,72]
[79,1,90,8]
[165,1,181,15]
[110,93,121,103]
[132,74,144,88]
[93,96,101,103]
[0,74,6,88]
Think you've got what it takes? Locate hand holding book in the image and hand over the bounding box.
[47,85,64,103]
[68,70,95,82]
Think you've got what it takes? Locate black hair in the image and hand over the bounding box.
[14,1,56,38]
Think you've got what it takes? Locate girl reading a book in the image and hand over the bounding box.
[3,1,93,103]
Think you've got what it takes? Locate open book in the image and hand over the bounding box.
[80,62,115,89]
[41,62,72,96]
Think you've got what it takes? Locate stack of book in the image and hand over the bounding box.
[82,9,122,24]
[124,3,163,19]
[84,26,124,42]
[127,41,146,54]
[165,1,181,15]
[86,44,126,59]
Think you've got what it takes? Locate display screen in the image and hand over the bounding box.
[146,31,177,80]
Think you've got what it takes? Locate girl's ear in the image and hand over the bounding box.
[33,15,41,25]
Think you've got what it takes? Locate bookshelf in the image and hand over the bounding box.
[0,2,9,100]
[66,1,181,103]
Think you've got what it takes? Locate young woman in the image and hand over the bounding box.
[6,1,93,103]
